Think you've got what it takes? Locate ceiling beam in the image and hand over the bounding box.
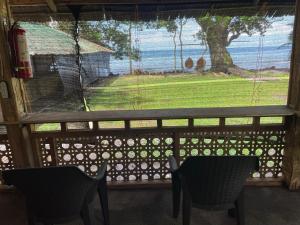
[46,0,56,12]
[12,0,290,6]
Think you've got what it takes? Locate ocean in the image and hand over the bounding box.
[110,45,292,74]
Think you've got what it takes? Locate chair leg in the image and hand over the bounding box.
[182,190,191,225]
[27,203,37,225]
[235,190,245,225]
[172,173,181,218]
[228,207,236,218]
[81,203,92,225]
[27,215,36,225]
[98,178,110,225]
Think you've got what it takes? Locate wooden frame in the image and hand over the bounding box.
[0,0,300,190]
[12,106,288,188]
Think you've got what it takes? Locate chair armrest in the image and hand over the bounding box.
[94,160,108,181]
[168,156,179,172]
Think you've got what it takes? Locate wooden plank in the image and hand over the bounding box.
[0,185,17,192]
[157,119,162,128]
[245,178,284,186]
[253,116,260,128]
[173,132,180,165]
[288,0,300,108]
[125,120,130,129]
[21,106,295,124]
[45,0,57,12]
[92,121,99,130]
[6,125,29,167]
[107,180,172,190]
[0,2,25,122]
[0,1,31,168]
[26,124,42,167]
[106,178,283,189]
[219,117,225,127]
[188,118,194,128]
[30,124,286,138]
[284,0,300,190]
[8,0,296,6]
[60,122,66,132]
[47,137,57,166]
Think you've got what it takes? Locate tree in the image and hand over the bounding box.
[156,18,187,72]
[178,17,187,71]
[280,23,294,48]
[56,20,140,61]
[196,15,272,72]
[154,19,178,71]
[125,21,143,74]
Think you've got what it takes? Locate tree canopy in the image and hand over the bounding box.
[196,15,272,72]
[56,20,140,60]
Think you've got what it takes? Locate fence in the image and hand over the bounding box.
[15,105,293,187]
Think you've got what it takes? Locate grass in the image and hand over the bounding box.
[87,73,289,111]
[38,72,289,131]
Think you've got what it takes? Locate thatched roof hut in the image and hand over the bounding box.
[22,23,113,111]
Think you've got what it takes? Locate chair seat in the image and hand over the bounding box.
[169,156,259,225]
[2,162,110,225]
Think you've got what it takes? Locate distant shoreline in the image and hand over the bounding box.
[110,45,291,75]
[109,67,290,77]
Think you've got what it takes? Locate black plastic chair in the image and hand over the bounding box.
[2,161,109,225]
[169,156,259,225]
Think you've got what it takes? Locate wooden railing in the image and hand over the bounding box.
[8,105,290,187]
[0,124,13,184]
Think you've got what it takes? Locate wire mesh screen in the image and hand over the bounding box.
[19,8,294,115]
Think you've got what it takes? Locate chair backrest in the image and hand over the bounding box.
[178,156,259,209]
[2,166,95,221]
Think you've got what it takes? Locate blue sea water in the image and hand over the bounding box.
[109,16,294,74]
[110,45,292,74]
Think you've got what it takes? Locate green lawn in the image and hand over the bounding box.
[87,73,289,111]
[37,73,289,130]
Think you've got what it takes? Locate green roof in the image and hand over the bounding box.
[21,23,113,55]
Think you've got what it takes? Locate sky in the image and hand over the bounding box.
[134,16,294,51]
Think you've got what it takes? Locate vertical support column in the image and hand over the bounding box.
[48,137,57,166]
[284,0,300,190]
[0,0,32,168]
[173,132,180,165]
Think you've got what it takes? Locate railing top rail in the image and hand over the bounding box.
[21,105,294,124]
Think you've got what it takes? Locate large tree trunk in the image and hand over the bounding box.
[128,22,133,74]
[179,19,184,71]
[198,17,234,73]
[207,38,233,72]
[173,29,177,72]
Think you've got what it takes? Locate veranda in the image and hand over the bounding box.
[1,0,300,225]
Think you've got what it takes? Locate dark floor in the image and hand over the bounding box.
[87,187,300,225]
[1,187,300,225]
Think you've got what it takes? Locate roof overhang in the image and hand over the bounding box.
[9,0,296,21]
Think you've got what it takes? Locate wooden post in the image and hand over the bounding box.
[173,132,180,165]
[285,0,300,190]
[0,0,32,168]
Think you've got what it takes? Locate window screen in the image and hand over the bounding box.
[19,7,294,113]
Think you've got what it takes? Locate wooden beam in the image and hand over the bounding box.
[284,0,300,190]
[21,106,294,124]
[8,0,296,6]
[106,178,284,189]
[7,0,234,6]
[45,0,57,12]
[0,0,33,168]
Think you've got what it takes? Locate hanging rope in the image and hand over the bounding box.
[69,5,89,111]
[251,34,264,106]
[134,5,142,71]
[134,4,142,110]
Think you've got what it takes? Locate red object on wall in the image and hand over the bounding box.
[8,23,33,79]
